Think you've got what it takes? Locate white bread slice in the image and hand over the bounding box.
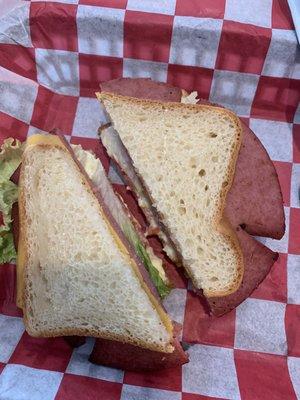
[18,134,173,352]
[98,93,244,297]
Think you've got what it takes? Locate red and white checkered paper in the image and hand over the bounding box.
[0,1,299,399]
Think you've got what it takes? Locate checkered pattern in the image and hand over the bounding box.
[0,1,299,399]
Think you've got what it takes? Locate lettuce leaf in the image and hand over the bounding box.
[0,138,23,264]
[135,240,171,299]
[0,230,16,264]
[0,180,18,225]
[123,224,171,299]
[0,138,24,182]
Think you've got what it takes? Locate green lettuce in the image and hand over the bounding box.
[135,240,171,299]
[0,230,16,264]
[123,224,171,299]
[0,180,19,225]
[0,138,23,264]
[0,138,24,182]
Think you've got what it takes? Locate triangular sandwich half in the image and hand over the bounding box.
[17,134,186,361]
[97,92,244,301]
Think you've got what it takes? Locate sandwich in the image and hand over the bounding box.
[15,133,188,371]
[0,77,284,372]
[96,78,284,316]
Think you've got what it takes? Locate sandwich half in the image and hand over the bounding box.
[17,133,187,369]
[97,79,283,315]
[97,92,244,299]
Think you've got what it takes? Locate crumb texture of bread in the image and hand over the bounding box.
[20,144,172,352]
[100,93,243,296]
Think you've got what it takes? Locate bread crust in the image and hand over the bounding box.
[98,92,244,297]
[192,97,285,241]
[16,157,28,309]
[19,138,173,353]
[24,324,171,353]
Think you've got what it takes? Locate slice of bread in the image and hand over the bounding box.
[18,134,173,353]
[98,93,244,297]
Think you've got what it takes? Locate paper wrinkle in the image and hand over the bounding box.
[0,66,38,123]
[35,48,79,96]
[0,65,37,87]
[0,2,32,47]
